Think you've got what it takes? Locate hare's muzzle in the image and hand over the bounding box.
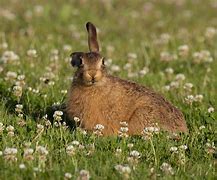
[83,70,102,85]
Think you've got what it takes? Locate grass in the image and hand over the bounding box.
[0,0,216,179]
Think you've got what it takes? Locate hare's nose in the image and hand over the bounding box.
[88,70,97,79]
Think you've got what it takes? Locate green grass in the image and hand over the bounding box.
[0,0,216,179]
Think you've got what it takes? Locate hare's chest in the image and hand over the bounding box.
[67,87,107,123]
[67,86,131,129]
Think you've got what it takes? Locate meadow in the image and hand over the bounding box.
[0,0,217,179]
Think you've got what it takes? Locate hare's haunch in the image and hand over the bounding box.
[67,22,188,135]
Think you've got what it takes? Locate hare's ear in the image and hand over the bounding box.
[86,22,99,52]
[70,52,84,67]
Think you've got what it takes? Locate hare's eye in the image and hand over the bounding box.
[102,58,105,65]
[78,58,83,67]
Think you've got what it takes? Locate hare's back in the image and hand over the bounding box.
[109,76,187,132]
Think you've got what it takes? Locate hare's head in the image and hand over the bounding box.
[71,22,106,86]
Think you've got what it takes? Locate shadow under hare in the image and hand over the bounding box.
[67,22,188,135]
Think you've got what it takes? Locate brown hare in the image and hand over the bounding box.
[66,22,188,135]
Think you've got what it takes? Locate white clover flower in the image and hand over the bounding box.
[32,89,39,94]
[64,172,72,179]
[6,71,17,80]
[143,126,160,140]
[0,42,8,49]
[17,75,25,81]
[193,50,213,64]
[37,124,44,131]
[199,125,205,130]
[27,87,33,92]
[179,145,188,150]
[192,52,202,63]
[183,83,193,91]
[116,148,122,154]
[27,49,37,57]
[36,146,48,156]
[130,150,140,158]
[118,123,129,138]
[163,85,170,91]
[205,27,216,39]
[127,72,138,78]
[115,164,131,175]
[160,33,171,44]
[78,144,85,150]
[1,51,19,63]
[205,141,216,154]
[53,111,63,121]
[185,95,194,105]
[127,143,134,148]
[93,124,105,136]
[94,124,105,131]
[4,147,18,155]
[0,66,3,73]
[165,67,174,74]
[15,106,22,114]
[71,141,80,146]
[115,164,123,171]
[208,107,214,113]
[7,131,15,137]
[3,147,18,162]
[121,166,131,174]
[66,145,75,156]
[73,117,80,123]
[24,148,34,156]
[15,104,23,113]
[54,111,63,116]
[139,67,149,76]
[128,53,137,59]
[63,44,72,52]
[19,163,26,169]
[170,146,178,153]
[178,45,189,57]
[24,142,32,148]
[160,52,171,62]
[170,81,179,89]
[0,122,5,133]
[34,5,44,14]
[18,113,24,118]
[48,81,55,86]
[6,125,15,132]
[160,162,174,175]
[61,90,68,94]
[120,121,128,127]
[106,45,115,55]
[13,85,22,98]
[160,52,177,62]
[54,122,60,127]
[104,58,112,66]
[33,167,41,172]
[175,73,185,81]
[79,170,90,180]
[120,127,129,133]
[144,127,160,133]
[123,63,132,70]
[194,94,203,102]
[111,65,121,72]
[50,49,59,55]
[0,151,3,156]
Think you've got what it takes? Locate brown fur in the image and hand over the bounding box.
[66,22,188,135]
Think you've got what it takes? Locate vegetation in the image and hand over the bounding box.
[0,0,216,179]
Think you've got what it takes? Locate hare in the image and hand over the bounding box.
[66,22,188,135]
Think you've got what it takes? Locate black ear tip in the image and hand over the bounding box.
[70,52,84,67]
[86,22,95,31]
